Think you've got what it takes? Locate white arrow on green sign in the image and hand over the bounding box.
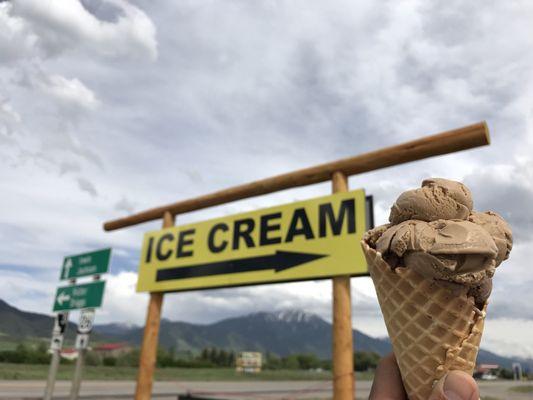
[53,281,106,312]
[60,248,111,280]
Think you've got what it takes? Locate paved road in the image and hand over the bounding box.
[0,379,532,400]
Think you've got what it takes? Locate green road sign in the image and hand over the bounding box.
[60,248,111,280]
[53,281,106,312]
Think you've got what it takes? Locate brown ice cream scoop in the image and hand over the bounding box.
[369,177,512,310]
[375,219,498,285]
[389,178,473,224]
[467,277,493,309]
[468,211,513,267]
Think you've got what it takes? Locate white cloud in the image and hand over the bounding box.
[0,269,57,313]
[9,0,157,60]
[0,1,532,360]
[0,1,158,210]
[0,2,37,63]
[114,196,136,214]
[42,74,99,110]
[77,176,98,197]
[0,98,21,138]
[96,271,147,324]
[15,67,100,113]
[483,318,533,359]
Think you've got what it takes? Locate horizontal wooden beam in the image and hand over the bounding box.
[103,121,489,231]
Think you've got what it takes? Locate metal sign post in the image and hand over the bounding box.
[69,308,95,400]
[45,249,110,400]
[44,312,68,400]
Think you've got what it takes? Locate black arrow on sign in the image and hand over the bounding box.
[155,251,328,282]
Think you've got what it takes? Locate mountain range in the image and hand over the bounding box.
[0,298,529,369]
[95,310,391,359]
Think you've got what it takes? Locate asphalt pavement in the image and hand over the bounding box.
[0,379,532,400]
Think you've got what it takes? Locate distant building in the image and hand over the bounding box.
[60,348,79,361]
[236,352,262,373]
[93,342,132,358]
[474,364,499,380]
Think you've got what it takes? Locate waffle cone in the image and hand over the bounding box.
[361,241,486,400]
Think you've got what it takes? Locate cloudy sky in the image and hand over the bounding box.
[1,0,533,358]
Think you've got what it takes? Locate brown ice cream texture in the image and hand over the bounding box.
[367,178,512,308]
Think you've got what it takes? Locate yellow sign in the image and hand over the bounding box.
[137,189,367,292]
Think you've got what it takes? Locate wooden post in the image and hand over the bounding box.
[332,171,354,400]
[104,122,490,231]
[134,211,174,400]
[102,122,491,400]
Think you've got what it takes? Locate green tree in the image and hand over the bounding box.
[103,356,117,366]
[85,351,101,366]
[157,347,175,367]
[283,354,300,370]
[211,348,220,365]
[116,348,140,367]
[497,367,513,379]
[208,347,217,364]
[296,353,321,370]
[15,343,29,363]
[265,352,282,370]
[354,351,380,371]
[218,349,229,366]
[320,359,332,371]
[168,346,176,359]
[37,342,48,355]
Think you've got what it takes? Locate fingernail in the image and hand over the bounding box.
[443,372,476,400]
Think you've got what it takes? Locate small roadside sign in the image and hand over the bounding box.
[50,334,63,351]
[75,310,95,350]
[49,313,68,351]
[60,248,111,280]
[75,334,90,350]
[52,313,68,335]
[53,281,106,312]
[77,309,95,334]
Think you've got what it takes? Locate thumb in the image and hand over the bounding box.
[428,370,479,400]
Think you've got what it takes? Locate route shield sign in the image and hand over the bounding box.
[137,189,367,293]
[60,248,111,280]
[53,281,106,312]
[77,309,96,334]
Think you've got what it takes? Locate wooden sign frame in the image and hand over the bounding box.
[103,122,490,400]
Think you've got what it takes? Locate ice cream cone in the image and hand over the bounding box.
[361,240,486,400]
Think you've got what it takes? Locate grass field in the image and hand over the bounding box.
[0,363,374,381]
[509,384,533,393]
[0,335,20,351]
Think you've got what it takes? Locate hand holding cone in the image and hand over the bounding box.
[362,178,512,400]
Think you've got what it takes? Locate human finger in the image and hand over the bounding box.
[428,370,479,400]
[369,353,407,400]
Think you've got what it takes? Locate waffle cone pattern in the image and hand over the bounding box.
[361,241,486,400]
